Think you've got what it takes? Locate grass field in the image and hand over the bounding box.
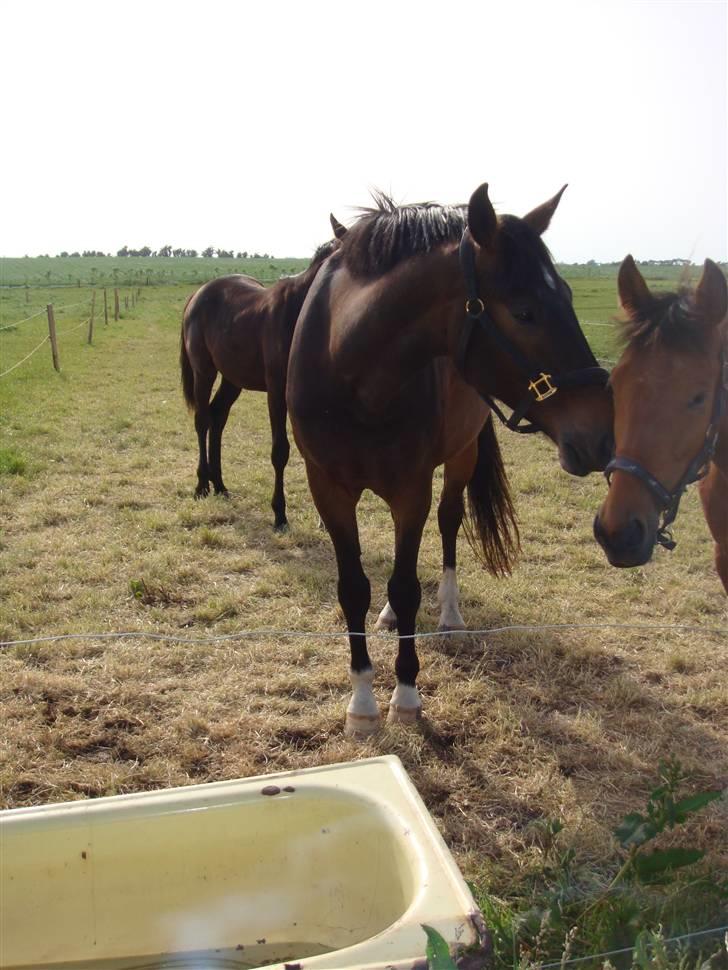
[0,265,726,966]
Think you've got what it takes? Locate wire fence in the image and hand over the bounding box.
[1,620,726,650]
[0,288,141,379]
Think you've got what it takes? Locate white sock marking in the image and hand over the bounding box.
[374,601,397,631]
[437,567,466,630]
[347,668,378,719]
[389,682,421,714]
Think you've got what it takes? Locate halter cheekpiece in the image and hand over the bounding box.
[455,229,610,434]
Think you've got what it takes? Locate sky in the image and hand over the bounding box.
[1,0,726,263]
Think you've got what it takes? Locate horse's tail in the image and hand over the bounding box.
[180,297,196,412]
[463,416,520,576]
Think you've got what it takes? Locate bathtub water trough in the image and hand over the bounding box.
[0,755,484,969]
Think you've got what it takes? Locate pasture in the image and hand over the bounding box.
[1,266,726,965]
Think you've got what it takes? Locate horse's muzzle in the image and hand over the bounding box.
[559,431,614,477]
[593,512,655,567]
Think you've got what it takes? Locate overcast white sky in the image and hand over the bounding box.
[1,0,725,262]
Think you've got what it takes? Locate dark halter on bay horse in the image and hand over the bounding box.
[287,182,615,736]
[457,230,609,432]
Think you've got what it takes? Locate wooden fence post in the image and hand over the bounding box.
[46,304,60,372]
[25,286,29,304]
[88,291,96,345]
[114,289,120,321]
[103,288,108,325]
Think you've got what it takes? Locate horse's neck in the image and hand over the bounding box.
[333,249,463,409]
[271,262,321,327]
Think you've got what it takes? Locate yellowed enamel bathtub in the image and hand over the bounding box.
[0,755,484,969]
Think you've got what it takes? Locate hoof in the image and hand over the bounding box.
[274,521,289,533]
[437,621,468,634]
[345,711,380,737]
[387,703,422,725]
[213,487,230,498]
[194,488,209,500]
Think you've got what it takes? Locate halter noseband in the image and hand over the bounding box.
[604,350,728,551]
[455,230,609,434]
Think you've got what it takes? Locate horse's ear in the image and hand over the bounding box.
[618,255,652,317]
[522,184,567,236]
[694,259,728,326]
[330,213,347,240]
[467,183,498,248]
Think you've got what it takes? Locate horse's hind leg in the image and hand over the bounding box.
[305,463,376,735]
[699,461,728,594]
[267,383,290,530]
[209,378,241,496]
[435,444,477,631]
[386,481,432,724]
[193,370,217,498]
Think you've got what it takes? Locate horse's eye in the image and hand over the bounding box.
[688,391,707,409]
[513,309,535,324]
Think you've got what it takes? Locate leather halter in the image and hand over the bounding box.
[604,348,728,551]
[455,230,609,434]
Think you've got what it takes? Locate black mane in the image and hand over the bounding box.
[309,238,339,269]
[341,191,467,278]
[620,289,711,353]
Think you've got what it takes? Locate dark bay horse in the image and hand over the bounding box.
[594,256,728,592]
[287,184,613,734]
[180,216,345,528]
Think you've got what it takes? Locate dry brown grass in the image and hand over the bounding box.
[0,285,726,903]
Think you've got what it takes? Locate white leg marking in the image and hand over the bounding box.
[387,682,422,724]
[345,668,380,737]
[437,567,466,631]
[374,600,398,632]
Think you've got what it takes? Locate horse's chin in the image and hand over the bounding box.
[558,441,591,477]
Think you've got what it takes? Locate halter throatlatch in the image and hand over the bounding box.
[604,350,728,551]
[455,230,609,434]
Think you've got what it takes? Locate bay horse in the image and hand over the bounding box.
[180,215,346,528]
[594,256,728,593]
[287,183,614,735]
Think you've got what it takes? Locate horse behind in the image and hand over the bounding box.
[594,256,728,592]
[179,216,345,528]
[287,183,613,734]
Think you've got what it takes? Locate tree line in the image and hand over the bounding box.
[54,247,272,259]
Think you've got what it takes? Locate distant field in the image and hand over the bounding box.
[0,255,311,288]
[1,254,720,289]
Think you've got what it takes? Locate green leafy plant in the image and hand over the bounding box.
[423,924,459,970]
[474,760,725,969]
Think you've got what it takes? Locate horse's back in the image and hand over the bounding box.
[183,275,271,391]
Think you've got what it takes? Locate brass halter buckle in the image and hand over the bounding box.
[528,372,557,402]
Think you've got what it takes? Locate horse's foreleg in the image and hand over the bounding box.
[698,460,728,595]
[209,379,241,496]
[436,444,477,631]
[386,482,432,724]
[305,464,376,735]
[267,384,290,530]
